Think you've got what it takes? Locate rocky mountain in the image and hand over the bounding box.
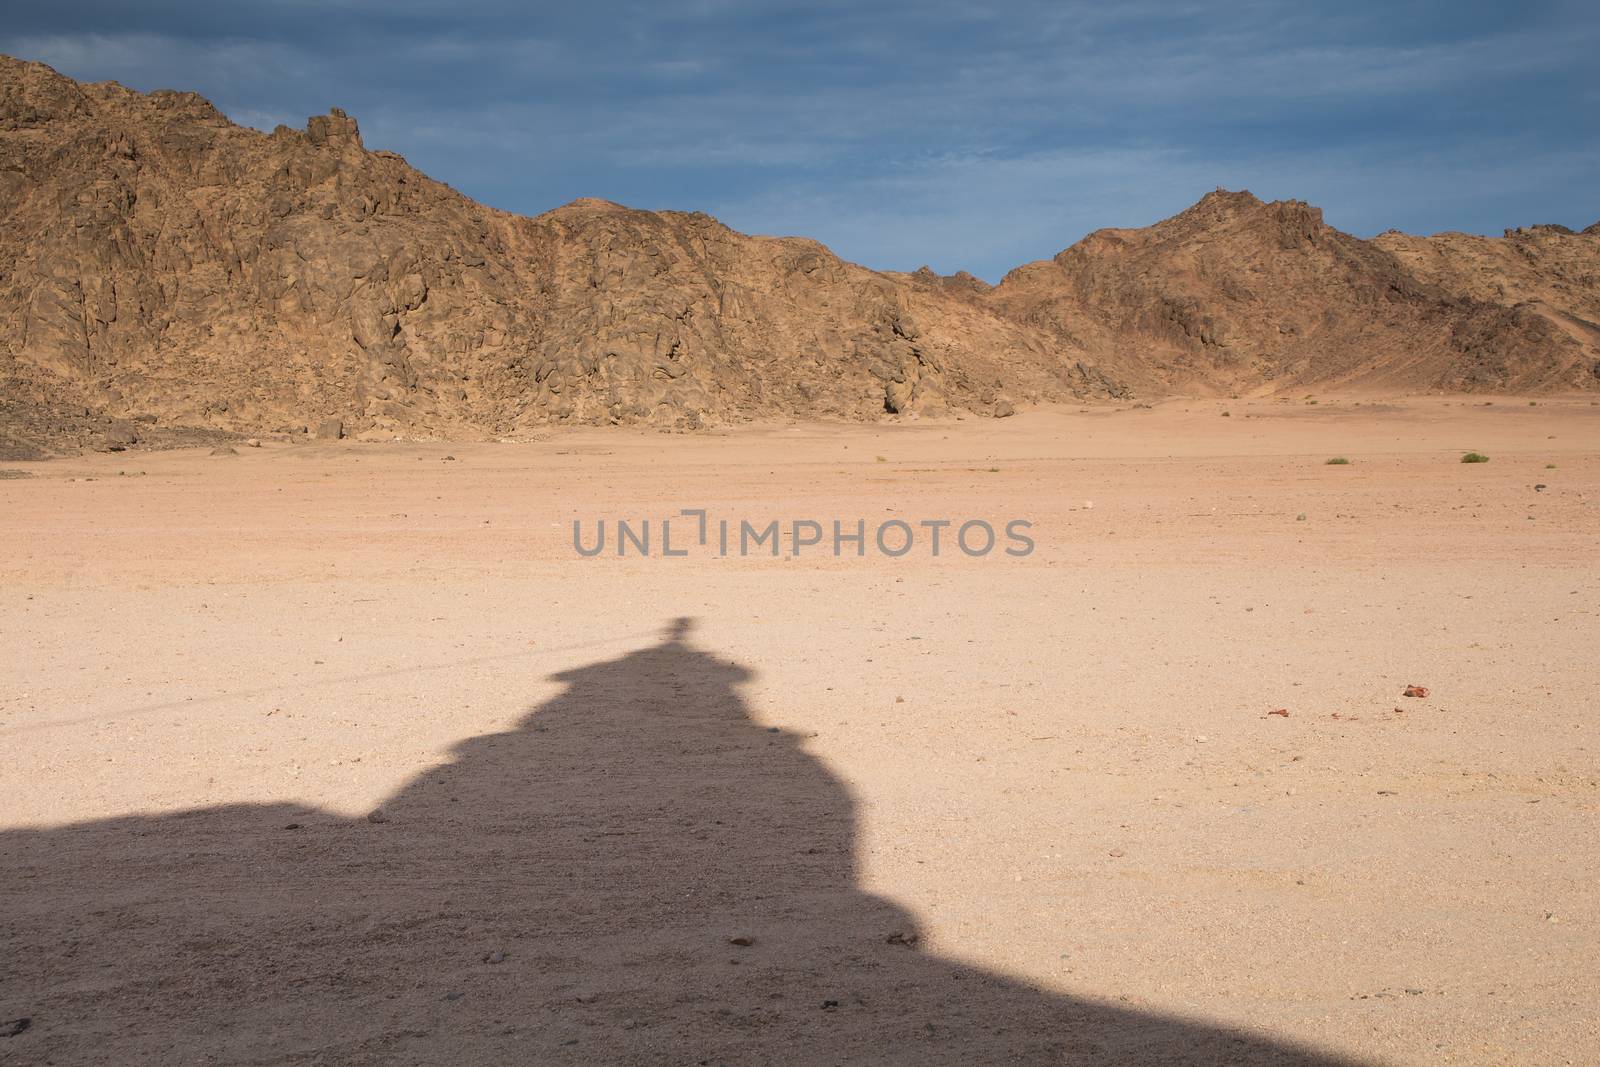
[0,55,1083,454]
[1373,225,1600,361]
[1,56,1596,452]
[991,191,1600,395]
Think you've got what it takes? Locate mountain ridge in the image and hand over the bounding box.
[2,55,1596,453]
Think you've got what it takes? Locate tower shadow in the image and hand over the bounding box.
[2,618,1359,1064]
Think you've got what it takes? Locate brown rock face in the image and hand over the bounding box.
[1,57,1596,450]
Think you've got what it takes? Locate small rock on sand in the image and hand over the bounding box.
[103,421,138,451]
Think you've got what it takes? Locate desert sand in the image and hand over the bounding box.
[2,397,1597,1064]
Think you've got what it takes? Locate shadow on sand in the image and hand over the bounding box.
[2,618,1360,1064]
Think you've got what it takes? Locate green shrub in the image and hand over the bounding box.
[1461,452,1490,464]
[1325,457,1351,465]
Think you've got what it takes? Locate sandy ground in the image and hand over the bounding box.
[2,396,1597,1065]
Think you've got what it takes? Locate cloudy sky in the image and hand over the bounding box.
[5,1,1596,280]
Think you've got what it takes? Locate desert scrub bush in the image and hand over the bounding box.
[1461,452,1490,463]
[1325,457,1351,465]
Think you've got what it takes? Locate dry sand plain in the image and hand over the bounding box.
[2,396,1598,1065]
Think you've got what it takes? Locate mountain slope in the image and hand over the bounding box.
[1373,224,1600,364]
[991,190,1600,396]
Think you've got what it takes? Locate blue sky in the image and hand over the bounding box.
[5,1,1597,280]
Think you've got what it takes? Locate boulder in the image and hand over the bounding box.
[102,421,138,450]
